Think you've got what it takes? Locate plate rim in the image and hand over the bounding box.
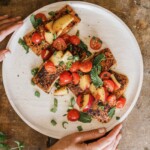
[2,1,143,138]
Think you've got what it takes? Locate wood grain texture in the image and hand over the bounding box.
[0,0,150,150]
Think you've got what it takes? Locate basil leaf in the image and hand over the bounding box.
[14,141,24,150]
[50,98,58,113]
[69,97,75,108]
[35,91,40,97]
[0,132,6,143]
[53,33,57,40]
[116,116,120,120]
[59,61,64,66]
[62,121,68,129]
[78,112,92,123]
[54,81,60,89]
[66,61,72,70]
[31,79,35,86]
[67,55,79,62]
[31,68,39,76]
[30,15,42,28]
[18,38,29,53]
[48,11,55,17]
[51,119,57,126]
[93,53,106,66]
[108,107,116,118]
[77,126,83,132]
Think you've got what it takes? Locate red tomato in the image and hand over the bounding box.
[59,71,72,86]
[70,61,80,72]
[67,109,80,121]
[116,97,126,108]
[103,80,115,92]
[41,50,52,60]
[76,94,83,107]
[79,61,92,73]
[104,87,109,99]
[114,84,120,91]
[44,61,56,74]
[35,13,47,22]
[100,71,111,80]
[61,34,70,43]
[107,95,117,107]
[69,35,80,45]
[72,72,80,85]
[52,38,67,51]
[31,32,42,44]
[90,36,102,50]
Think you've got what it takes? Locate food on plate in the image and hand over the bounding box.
[54,86,68,96]
[90,36,102,50]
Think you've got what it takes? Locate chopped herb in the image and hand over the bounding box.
[62,121,68,129]
[48,11,55,17]
[93,54,106,66]
[63,114,67,116]
[116,116,120,120]
[108,107,116,118]
[53,33,57,40]
[31,68,39,76]
[67,55,79,62]
[68,44,73,51]
[31,79,35,86]
[30,14,42,28]
[77,126,83,132]
[35,91,40,97]
[99,106,104,111]
[88,35,91,38]
[50,98,58,113]
[18,38,29,53]
[65,9,70,14]
[78,71,83,76]
[54,81,60,89]
[78,112,92,123]
[51,119,57,126]
[66,61,72,70]
[69,97,75,109]
[76,30,80,36]
[0,132,6,142]
[14,141,25,150]
[59,61,64,66]
[53,51,57,56]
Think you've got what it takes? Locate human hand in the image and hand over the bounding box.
[0,15,23,62]
[48,124,122,150]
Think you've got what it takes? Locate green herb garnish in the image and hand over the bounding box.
[31,79,35,86]
[50,98,58,113]
[31,68,39,76]
[68,44,73,51]
[66,61,72,70]
[77,126,83,132]
[78,112,92,123]
[14,141,25,150]
[30,14,42,28]
[35,91,40,97]
[53,33,57,40]
[67,55,79,62]
[59,61,64,66]
[108,107,116,118]
[18,38,29,53]
[54,81,60,89]
[93,53,106,66]
[62,121,68,129]
[48,11,55,17]
[65,9,70,14]
[116,116,120,120]
[99,106,105,111]
[76,30,80,36]
[63,114,67,116]
[69,97,75,109]
[51,119,57,126]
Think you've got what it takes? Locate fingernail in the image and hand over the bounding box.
[98,128,106,134]
[16,16,22,19]
[17,21,23,24]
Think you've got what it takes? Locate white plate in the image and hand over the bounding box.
[2,1,143,139]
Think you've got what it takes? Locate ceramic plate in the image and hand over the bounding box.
[2,1,143,139]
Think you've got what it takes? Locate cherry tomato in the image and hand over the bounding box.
[107,95,116,107]
[41,50,52,60]
[90,36,102,50]
[69,35,80,45]
[61,34,70,43]
[114,84,120,91]
[44,61,56,74]
[116,97,126,108]
[35,13,47,22]
[100,71,111,80]
[31,32,42,44]
[76,94,83,107]
[52,38,67,51]
[59,71,72,86]
[67,109,80,121]
[104,87,109,99]
[70,61,80,72]
[79,61,92,73]
[103,80,115,92]
[72,72,80,85]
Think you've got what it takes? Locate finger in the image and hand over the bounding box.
[0,15,9,21]
[75,127,106,143]
[89,124,122,149]
[0,49,10,62]
[112,134,122,150]
[0,21,23,42]
[0,16,22,25]
[102,139,116,150]
[0,22,19,31]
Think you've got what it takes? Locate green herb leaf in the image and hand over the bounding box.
[62,121,68,129]
[66,61,72,70]
[18,38,29,53]
[30,15,42,28]
[77,126,83,132]
[51,119,57,126]
[63,114,67,116]
[0,143,9,150]
[65,9,70,14]
[54,81,60,89]
[76,30,80,37]
[67,55,79,62]
[69,97,75,108]
[14,141,24,150]
[48,11,55,17]
[31,68,39,76]
[0,132,6,143]
[53,33,57,40]
[108,107,116,118]
[68,44,73,51]
[93,54,106,66]
[50,98,58,113]
[59,61,64,66]
[35,91,40,97]
[31,79,35,86]
[78,112,92,123]
[116,116,120,120]
[99,106,104,111]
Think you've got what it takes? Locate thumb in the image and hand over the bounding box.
[0,49,10,62]
[75,127,106,143]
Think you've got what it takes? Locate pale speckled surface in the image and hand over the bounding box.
[0,0,150,150]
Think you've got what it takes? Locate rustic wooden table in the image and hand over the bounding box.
[0,0,150,150]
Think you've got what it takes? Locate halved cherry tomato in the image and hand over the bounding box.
[44,61,56,74]
[116,97,126,108]
[104,87,109,99]
[52,38,67,51]
[70,61,80,72]
[72,72,80,85]
[31,32,42,44]
[67,109,80,121]
[103,80,115,92]
[59,71,72,86]
[100,71,111,80]
[69,35,80,45]
[107,95,116,107]
[114,84,120,91]
[41,50,52,60]
[79,61,92,73]
[61,34,70,44]
[76,94,83,107]
[90,36,102,50]
[35,13,47,22]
